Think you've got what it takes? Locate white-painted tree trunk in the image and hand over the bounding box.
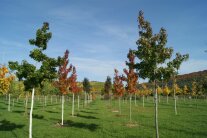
[8,94,11,111]
[61,95,64,126]
[13,99,14,107]
[142,95,145,107]
[44,96,47,106]
[119,97,121,115]
[135,94,137,106]
[29,88,35,138]
[51,95,52,104]
[173,85,177,115]
[25,94,28,114]
[78,95,80,111]
[159,95,160,103]
[129,95,132,122]
[154,80,159,138]
[72,93,75,116]
[84,92,87,107]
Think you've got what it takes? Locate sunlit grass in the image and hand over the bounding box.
[0,96,206,138]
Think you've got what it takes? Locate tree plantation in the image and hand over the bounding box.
[1,9,207,138]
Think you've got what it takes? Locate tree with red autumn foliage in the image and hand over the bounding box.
[113,69,125,115]
[69,66,81,116]
[123,50,138,122]
[54,49,72,126]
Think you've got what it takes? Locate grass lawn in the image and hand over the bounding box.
[0,96,207,138]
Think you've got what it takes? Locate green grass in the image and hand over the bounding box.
[0,96,207,138]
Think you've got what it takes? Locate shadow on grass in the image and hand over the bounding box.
[13,110,24,114]
[46,110,59,114]
[0,119,24,131]
[77,114,98,119]
[80,110,98,114]
[33,114,44,119]
[65,120,99,131]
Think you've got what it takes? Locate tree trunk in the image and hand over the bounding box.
[12,99,14,107]
[142,95,145,107]
[159,95,160,103]
[29,88,35,138]
[167,95,169,104]
[72,93,75,117]
[119,97,121,115]
[8,94,11,111]
[129,94,132,122]
[173,79,177,115]
[154,80,159,138]
[78,95,80,111]
[44,96,47,107]
[25,94,28,115]
[135,94,137,106]
[84,92,87,107]
[56,96,58,104]
[61,95,64,126]
[51,95,52,104]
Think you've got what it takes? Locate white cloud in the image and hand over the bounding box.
[71,57,125,81]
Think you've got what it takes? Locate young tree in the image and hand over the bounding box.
[54,49,72,125]
[167,53,189,115]
[123,50,138,122]
[9,23,61,138]
[157,86,162,103]
[0,65,15,111]
[134,11,174,138]
[183,85,188,101]
[163,85,171,104]
[141,84,149,107]
[69,66,81,117]
[113,69,125,114]
[82,78,91,106]
[191,81,197,98]
[104,76,112,100]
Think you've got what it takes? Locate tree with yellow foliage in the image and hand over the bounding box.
[141,84,149,107]
[0,65,15,111]
[163,85,171,104]
[157,86,162,103]
[191,81,197,98]
[183,85,189,101]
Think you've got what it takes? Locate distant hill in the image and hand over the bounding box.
[139,70,207,90]
[90,81,104,92]
[170,70,207,88]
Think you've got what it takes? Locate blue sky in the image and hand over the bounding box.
[1,0,207,82]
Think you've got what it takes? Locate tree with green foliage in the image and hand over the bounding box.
[167,53,189,115]
[134,11,174,138]
[104,76,112,100]
[9,22,61,138]
[83,78,91,106]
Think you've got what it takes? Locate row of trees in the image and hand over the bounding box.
[4,23,93,138]
[101,11,189,138]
